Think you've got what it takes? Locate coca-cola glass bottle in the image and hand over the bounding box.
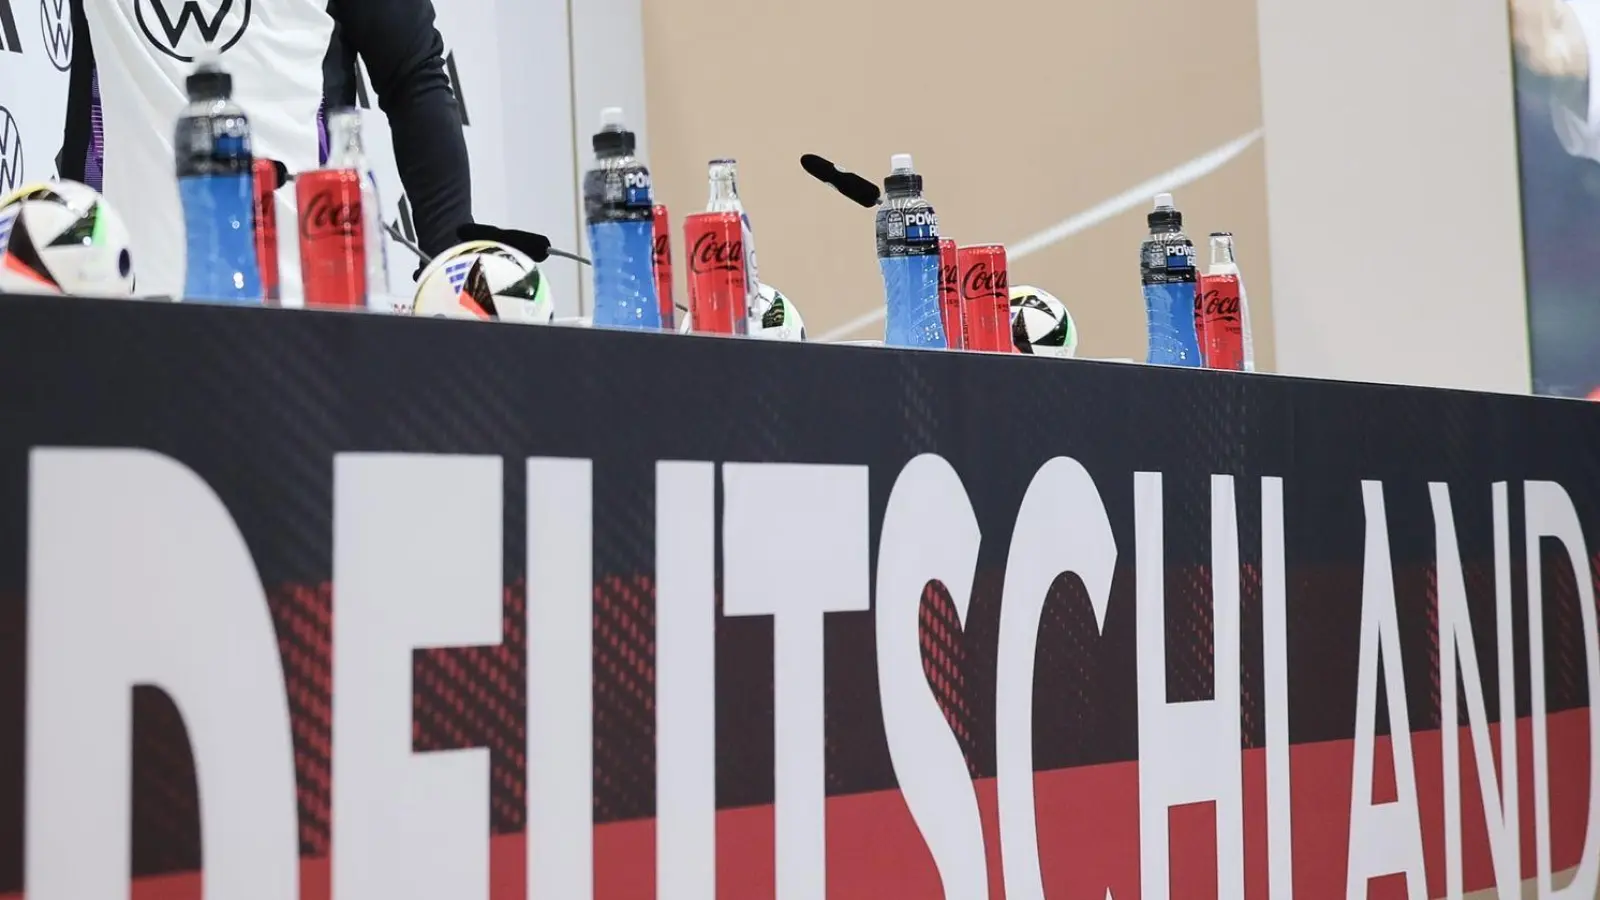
[706,159,759,321]
[325,109,390,302]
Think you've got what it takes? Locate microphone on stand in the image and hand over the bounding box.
[800,154,882,208]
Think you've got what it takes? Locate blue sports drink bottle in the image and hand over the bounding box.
[175,59,262,303]
[876,154,946,348]
[1140,193,1202,366]
[583,107,661,329]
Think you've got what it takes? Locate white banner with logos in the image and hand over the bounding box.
[0,0,609,317]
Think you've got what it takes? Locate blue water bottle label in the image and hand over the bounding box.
[1142,281,1202,366]
[589,219,662,329]
[180,173,262,304]
[880,254,945,348]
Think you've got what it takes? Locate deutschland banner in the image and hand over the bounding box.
[0,294,1596,899]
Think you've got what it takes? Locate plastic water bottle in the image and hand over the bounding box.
[1139,193,1202,366]
[175,58,261,303]
[875,154,945,348]
[583,108,660,329]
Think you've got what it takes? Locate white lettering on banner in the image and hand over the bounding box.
[1525,481,1600,900]
[1347,482,1428,899]
[1261,477,1295,900]
[1433,483,1519,900]
[24,449,298,900]
[996,457,1117,900]
[332,455,501,900]
[528,458,596,900]
[875,455,988,899]
[722,463,872,900]
[1134,473,1245,900]
[656,461,718,898]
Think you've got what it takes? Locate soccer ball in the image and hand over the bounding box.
[751,283,805,341]
[1009,285,1077,358]
[0,180,135,297]
[412,240,553,323]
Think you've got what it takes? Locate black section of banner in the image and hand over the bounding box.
[0,295,1594,887]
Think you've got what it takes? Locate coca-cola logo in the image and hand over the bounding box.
[961,262,1008,298]
[1199,288,1241,320]
[653,234,671,266]
[690,231,743,275]
[300,190,362,240]
[939,263,959,295]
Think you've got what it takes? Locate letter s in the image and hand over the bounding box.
[875,454,986,898]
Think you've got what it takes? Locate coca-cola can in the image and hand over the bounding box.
[252,158,281,304]
[683,211,748,336]
[1197,272,1245,370]
[957,244,1011,352]
[295,168,367,309]
[653,205,675,330]
[938,238,963,350]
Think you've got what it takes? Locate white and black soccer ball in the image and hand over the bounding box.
[0,180,135,297]
[751,283,805,341]
[1009,285,1077,358]
[412,240,554,323]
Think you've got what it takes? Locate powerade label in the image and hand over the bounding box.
[583,165,654,224]
[1139,235,1197,285]
[623,170,653,208]
[876,204,940,257]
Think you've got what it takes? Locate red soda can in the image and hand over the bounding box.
[683,211,748,335]
[957,244,1011,352]
[295,168,367,309]
[653,205,675,330]
[1197,271,1245,370]
[252,158,282,304]
[938,238,963,349]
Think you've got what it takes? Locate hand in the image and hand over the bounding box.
[1511,0,1591,80]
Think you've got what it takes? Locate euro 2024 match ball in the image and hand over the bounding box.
[0,180,136,298]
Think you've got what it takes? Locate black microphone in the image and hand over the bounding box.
[800,154,881,208]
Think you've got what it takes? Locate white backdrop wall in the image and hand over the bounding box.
[1254,0,1533,393]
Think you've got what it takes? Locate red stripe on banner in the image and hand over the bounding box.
[0,710,1589,900]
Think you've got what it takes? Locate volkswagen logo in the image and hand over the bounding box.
[0,107,22,195]
[39,0,71,71]
[134,0,250,62]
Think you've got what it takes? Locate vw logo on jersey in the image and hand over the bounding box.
[134,0,251,62]
[0,107,22,196]
[39,0,70,71]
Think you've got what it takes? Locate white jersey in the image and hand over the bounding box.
[82,0,332,299]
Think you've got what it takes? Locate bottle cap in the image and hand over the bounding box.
[891,153,914,172]
[1148,193,1182,230]
[185,65,233,100]
[593,109,636,159]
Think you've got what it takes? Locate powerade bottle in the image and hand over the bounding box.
[175,58,261,303]
[583,107,661,329]
[1139,193,1202,366]
[876,154,945,348]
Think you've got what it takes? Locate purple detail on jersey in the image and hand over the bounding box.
[317,103,329,166]
[86,68,105,192]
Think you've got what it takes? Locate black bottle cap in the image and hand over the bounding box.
[593,128,636,159]
[186,68,232,101]
[1148,206,1182,231]
[884,172,923,197]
